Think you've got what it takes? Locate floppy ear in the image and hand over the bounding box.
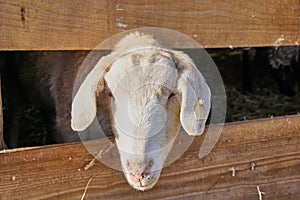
[71,54,115,131]
[172,51,211,136]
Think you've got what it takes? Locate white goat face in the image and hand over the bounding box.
[71,32,211,191]
[105,51,181,190]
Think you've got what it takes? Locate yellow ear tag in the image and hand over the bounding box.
[194,99,207,120]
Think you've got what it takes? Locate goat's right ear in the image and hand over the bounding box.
[71,54,114,131]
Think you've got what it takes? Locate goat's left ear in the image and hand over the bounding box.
[172,51,211,136]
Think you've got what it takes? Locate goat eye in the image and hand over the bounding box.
[108,92,114,99]
[168,93,175,99]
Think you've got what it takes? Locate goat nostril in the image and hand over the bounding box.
[141,172,146,179]
[146,175,151,181]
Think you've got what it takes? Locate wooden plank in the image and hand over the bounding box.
[0,115,299,199]
[0,0,299,50]
[0,79,7,149]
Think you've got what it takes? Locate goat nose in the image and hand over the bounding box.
[130,171,151,183]
[126,159,154,186]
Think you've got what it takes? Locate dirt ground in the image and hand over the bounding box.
[1,49,300,147]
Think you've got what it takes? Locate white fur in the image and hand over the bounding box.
[174,51,211,135]
[71,32,211,190]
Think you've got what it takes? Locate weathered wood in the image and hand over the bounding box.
[0,79,7,149]
[0,0,299,50]
[0,115,299,199]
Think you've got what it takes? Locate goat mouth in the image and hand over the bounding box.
[124,170,161,191]
[129,176,160,191]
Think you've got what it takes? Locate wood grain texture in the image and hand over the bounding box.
[0,115,299,199]
[0,0,299,50]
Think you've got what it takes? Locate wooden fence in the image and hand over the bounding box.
[0,116,299,199]
[0,0,299,50]
[0,0,299,199]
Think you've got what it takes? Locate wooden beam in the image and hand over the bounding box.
[0,115,299,199]
[0,0,299,50]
